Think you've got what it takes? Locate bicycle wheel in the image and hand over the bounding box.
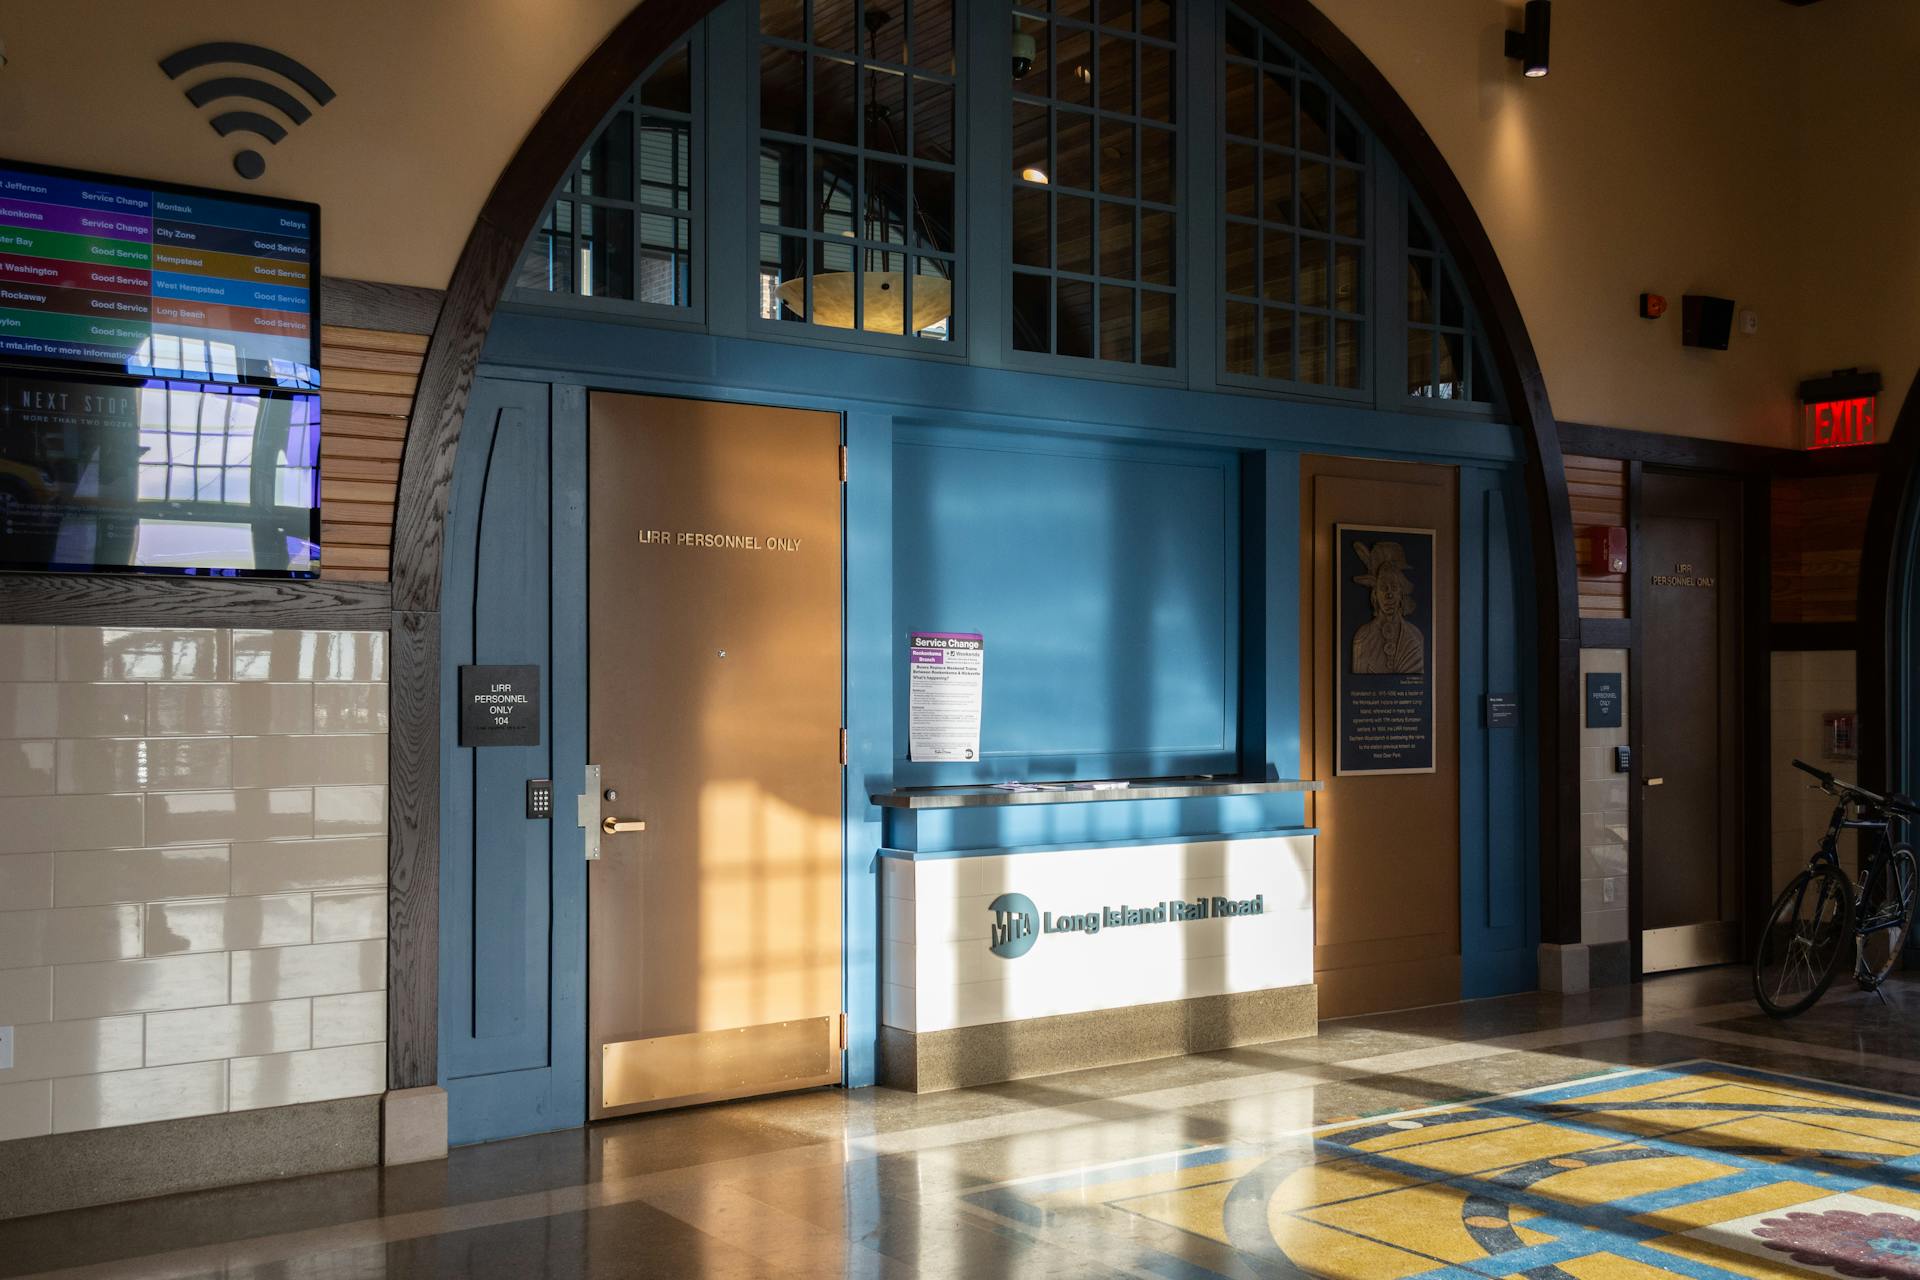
[1754,863,1854,1017]
[1857,843,1918,988]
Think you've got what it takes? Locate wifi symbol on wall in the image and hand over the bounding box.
[160,42,337,181]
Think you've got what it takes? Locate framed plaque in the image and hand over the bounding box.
[1336,524,1437,775]
[459,664,541,748]
[1585,672,1623,729]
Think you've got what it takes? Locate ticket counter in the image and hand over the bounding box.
[874,780,1320,1091]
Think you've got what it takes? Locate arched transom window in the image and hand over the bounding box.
[513,0,1496,420]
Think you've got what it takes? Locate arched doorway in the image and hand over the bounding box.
[387,0,1580,1141]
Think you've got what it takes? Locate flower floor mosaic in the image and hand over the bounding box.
[967,1062,1920,1279]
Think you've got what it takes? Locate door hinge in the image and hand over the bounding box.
[839,728,848,765]
[839,445,848,483]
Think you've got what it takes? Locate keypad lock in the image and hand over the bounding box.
[526,778,553,819]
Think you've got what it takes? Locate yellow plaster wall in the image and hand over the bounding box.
[0,1,636,289]
[1787,0,1920,437]
[1317,0,1805,445]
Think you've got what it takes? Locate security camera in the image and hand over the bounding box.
[1011,30,1035,79]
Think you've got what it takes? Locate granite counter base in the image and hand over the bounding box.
[878,984,1318,1093]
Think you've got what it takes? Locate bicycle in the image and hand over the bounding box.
[1752,758,1919,1017]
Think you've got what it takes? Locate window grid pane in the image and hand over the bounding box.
[1220,5,1364,390]
[1010,0,1177,367]
[758,0,960,342]
[1405,198,1490,403]
[514,41,698,309]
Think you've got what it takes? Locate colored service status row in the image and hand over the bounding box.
[0,254,308,312]
[0,286,310,337]
[0,226,312,291]
[0,194,310,263]
[0,171,312,241]
[0,308,309,350]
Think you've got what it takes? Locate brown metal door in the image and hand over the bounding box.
[1302,456,1460,1016]
[585,392,843,1118]
[1639,470,1742,972]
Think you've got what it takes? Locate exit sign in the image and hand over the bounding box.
[1799,368,1882,451]
[1803,396,1876,449]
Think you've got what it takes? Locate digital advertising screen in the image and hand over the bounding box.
[0,368,320,577]
[0,159,319,389]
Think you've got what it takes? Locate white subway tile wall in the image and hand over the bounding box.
[0,626,387,1141]
[1578,649,1630,947]
[1771,651,1858,898]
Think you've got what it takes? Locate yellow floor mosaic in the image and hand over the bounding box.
[967,1062,1920,1278]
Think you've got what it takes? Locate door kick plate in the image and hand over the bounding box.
[1642,921,1738,973]
[602,1016,838,1110]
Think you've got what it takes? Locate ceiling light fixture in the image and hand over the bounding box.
[1503,0,1550,78]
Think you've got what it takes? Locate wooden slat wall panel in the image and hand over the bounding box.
[1772,472,1875,625]
[320,325,416,581]
[1564,453,1627,619]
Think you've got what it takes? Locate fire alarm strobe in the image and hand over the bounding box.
[1639,293,1667,320]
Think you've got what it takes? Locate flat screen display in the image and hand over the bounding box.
[0,369,319,577]
[0,159,319,388]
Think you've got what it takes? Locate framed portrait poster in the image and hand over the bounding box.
[1336,524,1437,775]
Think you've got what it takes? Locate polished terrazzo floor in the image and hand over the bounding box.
[5,968,1920,1278]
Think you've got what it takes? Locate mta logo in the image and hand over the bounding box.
[987,893,1039,959]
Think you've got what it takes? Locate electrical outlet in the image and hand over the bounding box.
[1740,308,1759,335]
[0,1025,12,1071]
[1603,879,1617,904]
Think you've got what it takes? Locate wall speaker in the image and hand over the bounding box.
[1681,294,1735,350]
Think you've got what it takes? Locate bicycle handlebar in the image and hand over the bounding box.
[1792,758,1838,787]
[1790,758,1918,816]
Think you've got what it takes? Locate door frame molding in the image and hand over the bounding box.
[1623,458,1765,981]
[580,389,848,1120]
[385,0,1577,1091]
[1860,372,1920,800]
[1632,467,1751,977]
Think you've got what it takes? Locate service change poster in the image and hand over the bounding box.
[1337,525,1436,775]
[908,632,984,762]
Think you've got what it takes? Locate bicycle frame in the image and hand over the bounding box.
[1755,759,1917,1015]
[1812,792,1910,956]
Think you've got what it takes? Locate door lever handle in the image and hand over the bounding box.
[602,817,647,834]
[1644,777,1665,787]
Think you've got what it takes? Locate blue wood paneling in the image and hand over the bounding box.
[546,383,590,1130]
[439,313,1540,1144]
[439,376,581,1145]
[843,411,892,1088]
[891,426,1240,785]
[1459,467,1539,997]
[483,313,1524,467]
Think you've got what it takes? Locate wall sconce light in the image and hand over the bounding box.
[1504,1,1551,78]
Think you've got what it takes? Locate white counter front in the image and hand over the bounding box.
[880,832,1315,1034]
